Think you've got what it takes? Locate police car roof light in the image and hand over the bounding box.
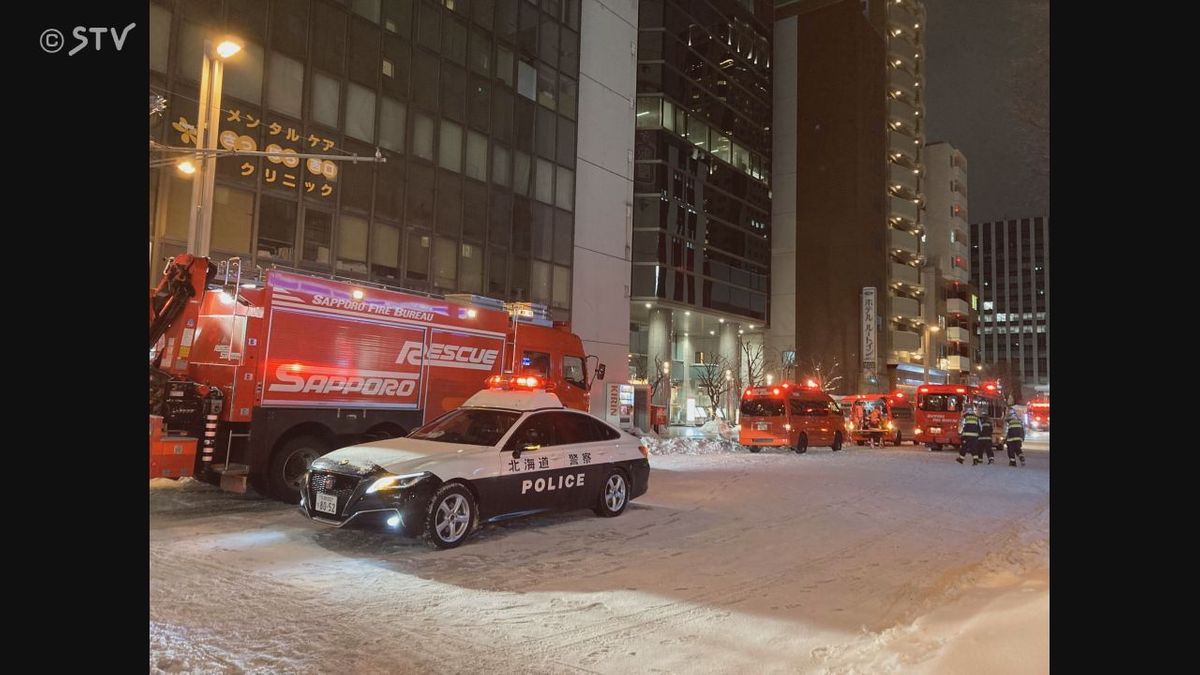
[512,375,545,390]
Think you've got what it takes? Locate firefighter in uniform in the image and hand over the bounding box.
[957,406,982,465]
[1005,408,1026,466]
[979,411,996,464]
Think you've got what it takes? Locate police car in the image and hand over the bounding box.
[298,375,651,548]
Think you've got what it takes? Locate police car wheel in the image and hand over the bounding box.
[423,483,477,549]
[831,432,842,452]
[594,469,629,517]
[795,433,808,454]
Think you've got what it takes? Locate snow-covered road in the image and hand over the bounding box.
[150,444,1049,674]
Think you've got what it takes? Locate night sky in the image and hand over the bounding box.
[922,0,1049,223]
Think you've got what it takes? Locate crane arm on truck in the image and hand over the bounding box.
[150,254,214,349]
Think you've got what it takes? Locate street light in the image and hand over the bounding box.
[186,36,243,257]
[923,325,940,384]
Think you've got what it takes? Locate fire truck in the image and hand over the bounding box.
[149,254,604,503]
[912,382,1007,452]
[1026,394,1050,431]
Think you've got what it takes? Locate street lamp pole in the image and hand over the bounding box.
[187,38,242,257]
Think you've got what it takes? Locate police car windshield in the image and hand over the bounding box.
[409,409,521,446]
[919,394,962,412]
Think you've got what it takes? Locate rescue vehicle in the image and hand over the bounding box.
[298,374,650,549]
[913,383,1006,452]
[841,392,915,446]
[738,382,846,453]
[150,255,604,503]
[1026,394,1050,431]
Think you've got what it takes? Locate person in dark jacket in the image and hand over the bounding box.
[957,407,982,465]
[1005,409,1026,466]
[979,413,996,464]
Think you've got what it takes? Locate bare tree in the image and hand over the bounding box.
[693,354,736,420]
[980,360,1025,405]
[805,357,844,393]
[740,340,767,387]
[649,355,670,401]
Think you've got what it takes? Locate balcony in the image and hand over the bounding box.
[946,298,970,316]
[889,162,918,192]
[891,329,921,353]
[944,355,971,372]
[888,96,918,125]
[889,130,919,163]
[890,0,925,28]
[888,49,916,75]
[945,327,969,343]
[945,266,968,283]
[890,261,920,286]
[951,238,969,258]
[890,295,921,321]
[890,194,920,224]
[889,227,919,256]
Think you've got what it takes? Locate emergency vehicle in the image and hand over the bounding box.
[913,383,1006,452]
[150,254,604,503]
[1026,394,1050,431]
[841,392,915,446]
[738,382,846,453]
[298,374,650,549]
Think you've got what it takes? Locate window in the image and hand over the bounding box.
[211,187,254,254]
[382,36,411,97]
[149,4,171,73]
[346,83,377,141]
[556,168,574,211]
[521,350,551,377]
[337,214,369,273]
[372,221,401,278]
[636,97,661,128]
[379,97,407,152]
[406,231,431,282]
[537,65,557,110]
[553,412,599,445]
[469,30,491,75]
[557,118,575,166]
[553,210,572,264]
[536,107,556,159]
[490,191,511,246]
[442,63,467,121]
[410,408,520,446]
[257,195,297,260]
[412,112,435,160]
[437,171,462,233]
[352,0,381,22]
[492,87,513,141]
[382,0,415,37]
[311,73,341,128]
[460,243,483,292]
[491,144,511,186]
[267,52,304,117]
[442,15,467,65]
[407,163,434,227]
[590,417,620,441]
[532,260,551,303]
[465,130,488,181]
[349,19,382,84]
[517,59,537,100]
[439,120,463,171]
[433,237,458,289]
[497,44,515,87]
[552,264,570,308]
[468,76,491,131]
[488,248,507,295]
[413,50,440,111]
[535,158,554,204]
[418,1,440,52]
[302,210,333,264]
[513,151,531,197]
[508,412,557,448]
[312,3,347,73]
[559,75,577,120]
[375,155,405,220]
[687,116,708,150]
[462,180,487,240]
[225,42,264,103]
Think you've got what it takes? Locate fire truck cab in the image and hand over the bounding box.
[738,382,846,454]
[149,254,603,504]
[1026,394,1050,431]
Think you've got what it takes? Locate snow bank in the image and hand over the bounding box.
[643,435,744,455]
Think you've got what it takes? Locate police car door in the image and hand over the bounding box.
[498,411,574,515]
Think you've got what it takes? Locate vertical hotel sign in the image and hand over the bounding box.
[861,287,877,372]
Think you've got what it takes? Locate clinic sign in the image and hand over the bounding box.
[861,287,877,372]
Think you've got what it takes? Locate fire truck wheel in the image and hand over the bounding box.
[423,483,477,549]
[930,443,942,452]
[594,468,630,517]
[893,431,903,446]
[270,435,330,503]
[795,433,808,454]
[831,432,843,452]
[748,446,762,453]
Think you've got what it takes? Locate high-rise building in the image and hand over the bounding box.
[629,0,774,421]
[970,217,1050,395]
[923,141,976,381]
[771,0,927,392]
[148,0,634,416]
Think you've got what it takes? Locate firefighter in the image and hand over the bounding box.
[979,411,996,464]
[1005,408,1026,466]
[868,404,883,447]
[957,406,982,465]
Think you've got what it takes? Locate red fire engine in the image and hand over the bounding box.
[149,255,604,502]
[913,382,1007,452]
[1026,394,1050,431]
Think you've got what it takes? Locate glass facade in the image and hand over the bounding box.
[149,0,581,319]
[630,0,772,323]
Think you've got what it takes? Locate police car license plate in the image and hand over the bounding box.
[315,492,338,514]
[755,422,768,430]
[930,427,942,434]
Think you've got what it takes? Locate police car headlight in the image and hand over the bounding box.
[366,472,431,494]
